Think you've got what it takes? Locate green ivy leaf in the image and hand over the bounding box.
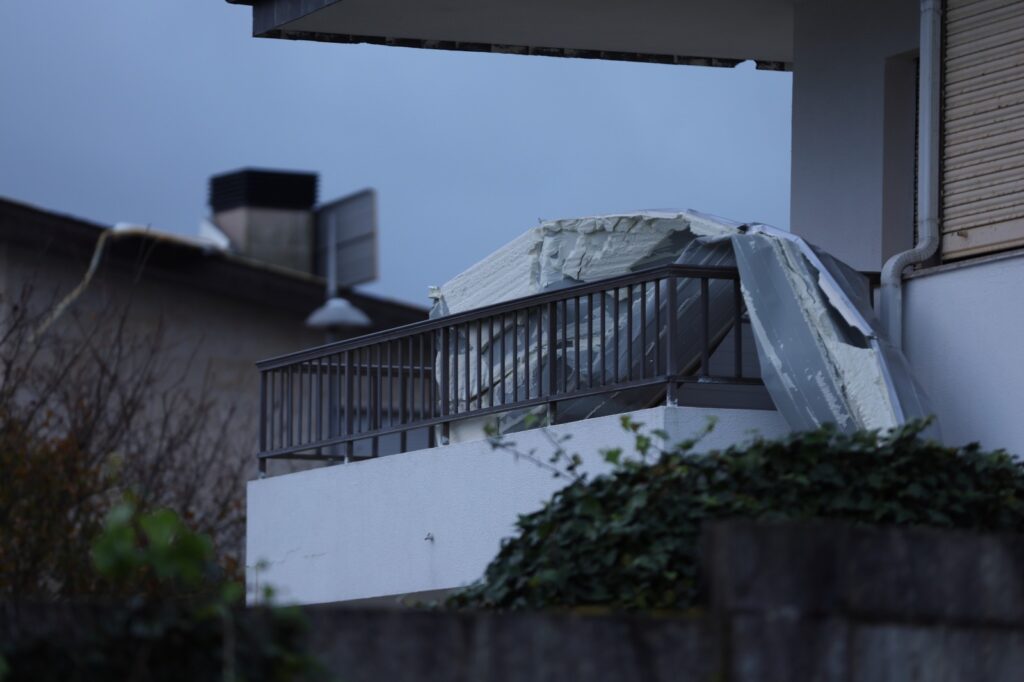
[449,419,1024,613]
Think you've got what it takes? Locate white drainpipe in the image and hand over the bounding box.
[879,0,942,349]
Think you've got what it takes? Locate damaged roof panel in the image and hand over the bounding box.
[429,211,937,437]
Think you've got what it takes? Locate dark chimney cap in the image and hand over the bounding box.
[209,168,318,213]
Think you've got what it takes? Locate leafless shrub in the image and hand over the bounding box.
[0,278,247,598]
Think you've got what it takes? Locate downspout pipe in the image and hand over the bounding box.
[879,0,942,349]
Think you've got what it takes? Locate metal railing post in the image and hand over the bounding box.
[440,326,450,445]
[259,370,267,454]
[700,277,710,377]
[733,279,744,378]
[258,370,267,477]
[316,357,323,448]
[547,301,558,423]
[666,276,678,406]
[344,352,354,462]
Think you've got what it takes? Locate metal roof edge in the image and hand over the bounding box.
[254,27,790,71]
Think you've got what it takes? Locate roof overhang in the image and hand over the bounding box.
[235,0,795,71]
[0,196,426,327]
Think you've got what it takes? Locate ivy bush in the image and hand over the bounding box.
[449,418,1024,611]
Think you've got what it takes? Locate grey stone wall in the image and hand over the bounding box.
[704,521,1024,682]
[5,521,1024,680]
[304,608,712,682]
[304,521,1024,681]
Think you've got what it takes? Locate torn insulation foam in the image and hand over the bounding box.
[428,210,937,441]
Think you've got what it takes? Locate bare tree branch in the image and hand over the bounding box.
[0,277,248,598]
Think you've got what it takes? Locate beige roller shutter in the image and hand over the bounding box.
[943,0,1024,260]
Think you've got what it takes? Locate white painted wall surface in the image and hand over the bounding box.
[247,406,787,605]
[790,0,918,271]
[904,254,1024,454]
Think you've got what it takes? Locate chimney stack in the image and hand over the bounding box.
[209,168,318,273]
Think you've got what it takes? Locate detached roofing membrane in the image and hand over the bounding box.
[429,211,937,438]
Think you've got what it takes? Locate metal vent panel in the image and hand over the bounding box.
[314,189,378,289]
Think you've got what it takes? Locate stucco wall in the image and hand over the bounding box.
[904,253,1024,454]
[12,522,1024,681]
[790,0,918,271]
[246,405,788,605]
[0,241,324,443]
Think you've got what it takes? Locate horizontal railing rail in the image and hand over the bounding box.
[257,263,766,473]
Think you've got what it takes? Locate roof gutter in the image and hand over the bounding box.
[879,0,942,349]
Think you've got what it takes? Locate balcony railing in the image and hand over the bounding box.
[256,264,767,473]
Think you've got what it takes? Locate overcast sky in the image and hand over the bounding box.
[0,1,792,305]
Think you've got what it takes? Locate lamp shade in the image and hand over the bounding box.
[305,296,370,329]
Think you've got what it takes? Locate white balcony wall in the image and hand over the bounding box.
[904,254,1024,454]
[247,405,787,605]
